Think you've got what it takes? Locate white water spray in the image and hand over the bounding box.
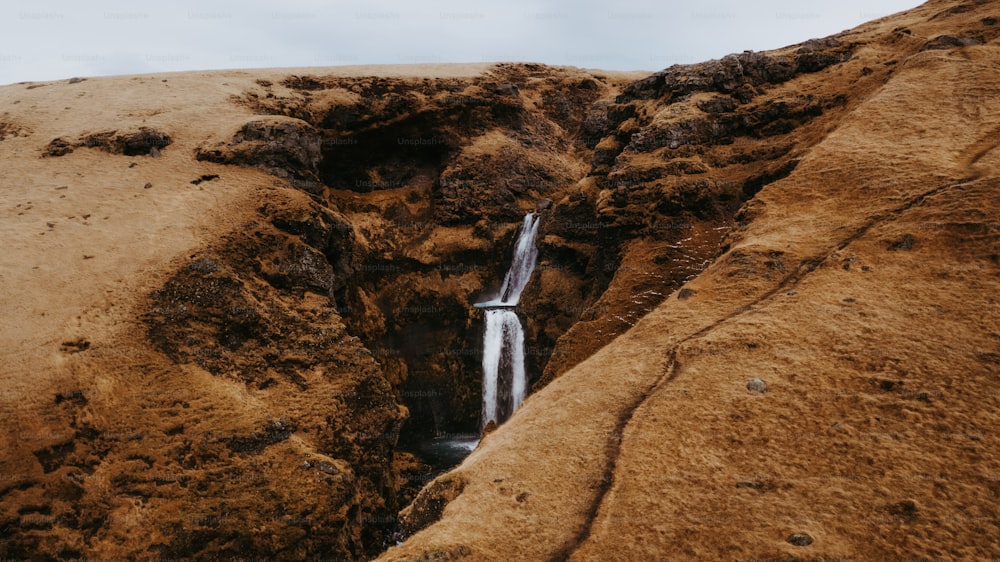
[481,309,526,428]
[477,212,541,429]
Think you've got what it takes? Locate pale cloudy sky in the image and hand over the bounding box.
[0,0,923,85]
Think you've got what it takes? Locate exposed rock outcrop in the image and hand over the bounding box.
[196,117,324,192]
[42,127,172,157]
[217,65,628,443]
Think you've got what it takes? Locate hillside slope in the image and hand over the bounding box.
[380,1,1000,560]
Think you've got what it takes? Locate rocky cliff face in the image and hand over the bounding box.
[193,46,866,446]
[198,65,650,444]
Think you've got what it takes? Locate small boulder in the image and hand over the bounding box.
[316,461,339,475]
[493,83,519,97]
[747,378,767,394]
[787,533,813,546]
[44,138,74,157]
[482,420,498,437]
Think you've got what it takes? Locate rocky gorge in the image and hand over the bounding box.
[1,0,999,559]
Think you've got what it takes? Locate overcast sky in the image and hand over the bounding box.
[0,0,923,85]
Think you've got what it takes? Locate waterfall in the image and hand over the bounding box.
[475,213,541,308]
[497,213,541,305]
[481,309,526,428]
[477,212,540,429]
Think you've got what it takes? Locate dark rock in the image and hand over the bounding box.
[698,96,738,114]
[977,352,1000,365]
[119,128,171,156]
[747,378,767,394]
[493,83,520,96]
[796,51,849,73]
[224,419,296,455]
[787,533,814,546]
[581,101,613,147]
[59,339,90,353]
[735,478,775,492]
[67,77,86,84]
[627,96,832,154]
[591,138,624,169]
[54,390,88,406]
[886,499,919,521]
[0,122,29,141]
[265,202,355,293]
[32,441,75,473]
[190,174,219,185]
[871,378,903,392]
[316,461,339,475]
[618,46,848,103]
[196,118,323,183]
[81,128,172,156]
[677,288,696,300]
[186,257,220,274]
[263,243,336,296]
[921,35,983,50]
[282,74,327,91]
[887,234,915,251]
[482,420,498,436]
[398,476,467,539]
[43,138,74,157]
